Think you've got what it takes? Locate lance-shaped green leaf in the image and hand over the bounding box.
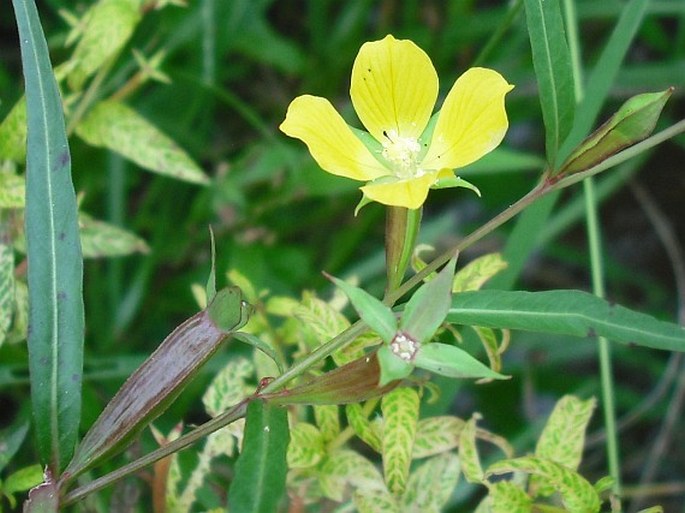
[415,343,508,380]
[64,287,245,479]
[486,456,601,513]
[13,0,85,474]
[556,88,673,176]
[264,352,398,406]
[382,387,419,496]
[447,290,685,352]
[227,400,289,513]
[400,257,456,344]
[66,0,141,91]
[524,0,575,166]
[75,100,209,185]
[325,273,397,343]
[459,415,484,484]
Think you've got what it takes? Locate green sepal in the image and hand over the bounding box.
[431,174,481,197]
[400,257,456,343]
[377,344,414,386]
[325,273,397,343]
[556,88,673,177]
[206,287,248,333]
[414,343,508,380]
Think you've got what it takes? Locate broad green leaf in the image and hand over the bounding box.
[557,89,673,176]
[202,357,254,418]
[66,0,142,91]
[382,387,420,496]
[66,291,240,479]
[0,97,27,162]
[227,400,289,513]
[459,415,483,483]
[400,257,456,344]
[0,171,25,208]
[314,404,340,443]
[402,452,460,513]
[319,449,385,502]
[486,456,601,513]
[354,489,399,513]
[488,480,532,513]
[0,222,14,347]
[452,253,508,293]
[412,416,464,459]
[448,290,685,352]
[524,0,575,166]
[346,403,382,452]
[531,395,596,496]
[75,100,210,185]
[414,343,507,380]
[327,273,397,343]
[79,213,149,258]
[287,422,324,469]
[14,0,85,473]
[4,463,43,506]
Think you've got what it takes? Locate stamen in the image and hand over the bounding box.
[390,331,420,361]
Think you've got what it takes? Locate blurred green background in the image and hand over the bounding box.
[1,0,684,511]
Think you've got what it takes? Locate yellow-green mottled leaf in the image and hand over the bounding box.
[412,416,464,459]
[333,331,379,367]
[459,415,484,483]
[593,475,615,494]
[287,422,324,469]
[452,253,508,292]
[6,279,28,345]
[402,452,460,513]
[0,171,25,208]
[314,404,340,443]
[0,97,27,162]
[0,224,14,348]
[488,480,532,513]
[346,403,382,452]
[293,290,351,349]
[472,327,509,378]
[486,456,601,513]
[79,213,149,258]
[75,101,209,185]
[636,507,663,513]
[382,387,420,496]
[202,358,254,418]
[354,489,399,513]
[67,0,142,91]
[319,449,384,502]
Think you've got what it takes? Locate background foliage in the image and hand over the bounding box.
[1,0,684,511]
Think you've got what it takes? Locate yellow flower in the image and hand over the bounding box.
[280,34,514,210]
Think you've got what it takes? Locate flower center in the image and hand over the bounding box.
[381,129,423,180]
[390,331,420,361]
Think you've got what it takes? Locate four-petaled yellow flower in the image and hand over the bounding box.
[280,34,514,210]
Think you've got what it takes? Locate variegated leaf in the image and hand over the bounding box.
[0,223,14,348]
[314,404,340,443]
[79,213,149,258]
[354,489,399,513]
[287,422,324,469]
[402,452,460,513]
[486,456,601,513]
[413,416,464,459]
[202,357,254,417]
[0,97,27,162]
[452,253,508,293]
[294,291,350,345]
[459,415,484,483]
[488,480,532,513]
[382,387,420,495]
[346,403,382,452]
[0,171,25,208]
[318,449,384,502]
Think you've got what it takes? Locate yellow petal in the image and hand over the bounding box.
[280,95,388,181]
[360,171,439,210]
[421,67,514,170]
[350,34,438,142]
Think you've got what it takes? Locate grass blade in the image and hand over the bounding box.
[12,0,84,474]
[524,0,575,167]
[448,290,685,352]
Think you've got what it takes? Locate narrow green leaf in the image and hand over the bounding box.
[233,332,283,374]
[228,400,289,513]
[326,273,397,343]
[381,387,419,496]
[415,343,507,380]
[66,291,239,479]
[486,456,601,513]
[66,0,141,91]
[400,257,456,344]
[0,422,29,472]
[75,100,210,185]
[453,253,508,293]
[448,290,685,352]
[13,0,85,473]
[524,0,575,166]
[557,89,673,176]
[459,415,484,484]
